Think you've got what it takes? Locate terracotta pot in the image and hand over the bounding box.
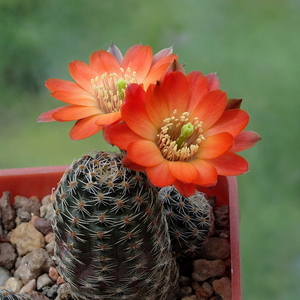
[0,166,242,299]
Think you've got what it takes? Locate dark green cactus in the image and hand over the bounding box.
[159,186,214,257]
[53,151,178,300]
[0,290,32,300]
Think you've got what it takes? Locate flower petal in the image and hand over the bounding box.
[226,98,242,110]
[205,73,220,91]
[197,132,233,159]
[45,78,82,93]
[145,84,169,128]
[204,109,249,138]
[127,140,164,167]
[151,46,173,66]
[95,112,121,126]
[37,107,66,122]
[191,89,227,131]
[89,50,121,77]
[173,181,197,197]
[122,156,146,172]
[190,159,218,186]
[230,131,262,152]
[50,90,97,106]
[142,54,177,89]
[186,71,208,112]
[68,60,98,94]
[70,115,104,140]
[121,45,153,82]
[168,161,199,183]
[52,105,101,121]
[146,161,176,187]
[207,152,249,175]
[161,71,189,114]
[121,84,157,140]
[104,122,142,149]
[107,43,123,64]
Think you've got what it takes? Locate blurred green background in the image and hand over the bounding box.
[1,0,299,298]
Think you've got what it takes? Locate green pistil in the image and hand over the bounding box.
[116,78,127,99]
[176,123,194,148]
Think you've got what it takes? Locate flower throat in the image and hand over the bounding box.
[156,110,205,161]
[91,67,138,114]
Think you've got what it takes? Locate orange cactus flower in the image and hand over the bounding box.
[106,71,261,197]
[38,44,177,140]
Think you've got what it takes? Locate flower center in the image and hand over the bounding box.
[91,67,138,114]
[156,110,205,161]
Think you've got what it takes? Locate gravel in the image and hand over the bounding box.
[0,191,232,300]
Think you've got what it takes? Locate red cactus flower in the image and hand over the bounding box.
[38,44,177,140]
[106,71,261,197]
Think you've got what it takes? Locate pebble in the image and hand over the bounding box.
[21,197,41,216]
[4,277,23,292]
[0,243,17,270]
[45,240,55,255]
[0,191,233,300]
[192,259,226,282]
[14,248,55,284]
[10,222,45,256]
[49,267,59,282]
[201,282,214,297]
[55,283,71,300]
[56,276,64,285]
[42,284,59,299]
[45,232,54,244]
[201,237,230,260]
[40,195,55,220]
[194,285,210,299]
[27,290,51,300]
[0,191,16,231]
[37,274,54,290]
[181,296,197,300]
[179,285,193,298]
[18,210,32,223]
[34,218,53,236]
[212,277,232,300]
[19,278,36,294]
[0,266,11,286]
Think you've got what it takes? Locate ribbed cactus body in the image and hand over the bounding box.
[53,151,178,300]
[159,186,214,256]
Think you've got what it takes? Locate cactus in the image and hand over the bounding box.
[0,290,32,300]
[52,151,179,300]
[159,186,214,257]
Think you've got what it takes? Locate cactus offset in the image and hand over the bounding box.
[159,186,214,257]
[53,151,178,300]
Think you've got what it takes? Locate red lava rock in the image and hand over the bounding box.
[57,276,64,285]
[45,232,54,244]
[34,218,53,235]
[30,215,40,226]
[0,191,16,231]
[0,242,17,270]
[49,266,59,281]
[22,197,41,216]
[192,259,226,282]
[212,277,232,300]
[195,286,210,299]
[202,237,230,260]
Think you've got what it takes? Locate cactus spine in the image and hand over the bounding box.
[159,186,214,256]
[52,151,178,300]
